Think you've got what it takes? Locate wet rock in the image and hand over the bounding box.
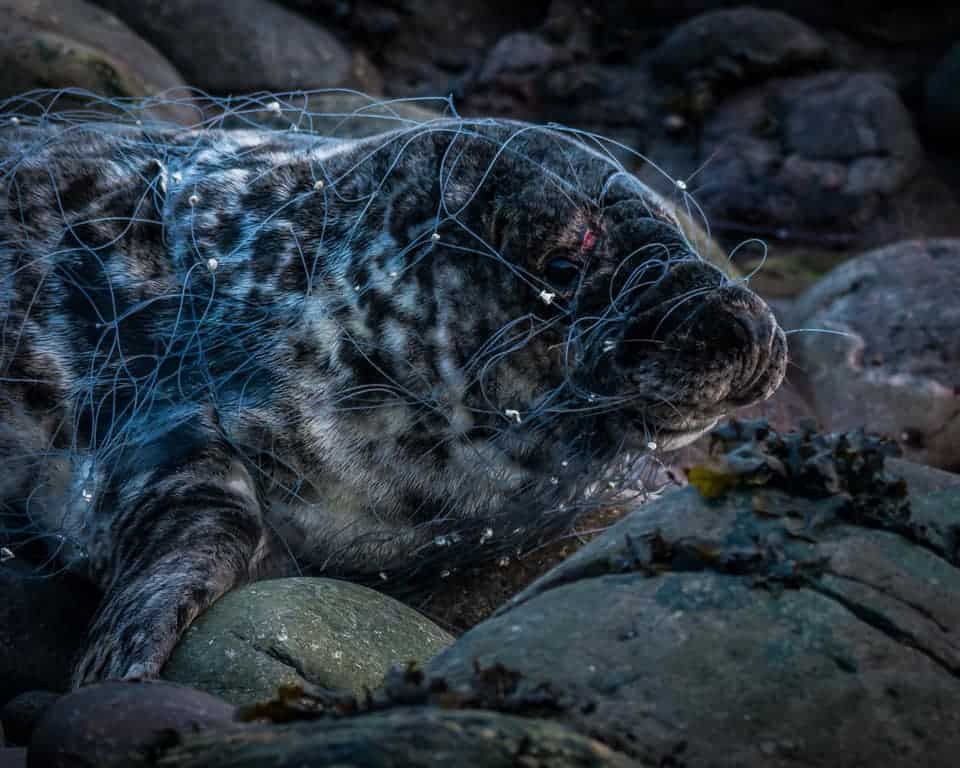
[92,0,374,94]
[162,577,453,706]
[925,42,960,142]
[427,422,960,766]
[652,8,829,105]
[27,680,233,768]
[0,561,98,705]
[788,239,960,471]
[0,691,59,748]
[0,0,190,122]
[158,708,632,768]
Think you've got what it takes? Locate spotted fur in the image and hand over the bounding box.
[0,114,786,685]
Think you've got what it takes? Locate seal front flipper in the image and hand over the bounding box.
[71,425,266,687]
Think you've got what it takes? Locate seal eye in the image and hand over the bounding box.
[545,257,580,290]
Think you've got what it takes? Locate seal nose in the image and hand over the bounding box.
[717,290,787,407]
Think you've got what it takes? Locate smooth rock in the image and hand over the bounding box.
[93,0,374,94]
[788,239,960,471]
[27,680,234,768]
[652,8,829,94]
[157,708,632,768]
[0,0,190,123]
[427,431,960,766]
[162,577,454,706]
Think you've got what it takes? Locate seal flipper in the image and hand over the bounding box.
[71,426,266,687]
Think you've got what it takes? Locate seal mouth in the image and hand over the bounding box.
[628,415,720,451]
[653,420,720,450]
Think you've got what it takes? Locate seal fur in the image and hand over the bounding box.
[0,111,786,685]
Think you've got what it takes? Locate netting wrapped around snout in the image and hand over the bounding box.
[0,88,752,590]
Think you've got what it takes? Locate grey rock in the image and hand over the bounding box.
[427,438,960,765]
[652,8,829,94]
[788,239,960,471]
[27,680,233,768]
[695,71,924,242]
[158,708,633,768]
[0,0,190,123]
[92,0,373,94]
[162,577,454,706]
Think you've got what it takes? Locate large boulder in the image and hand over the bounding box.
[427,422,960,766]
[0,0,190,123]
[674,71,927,244]
[154,709,632,768]
[92,0,377,94]
[651,7,829,102]
[788,239,960,471]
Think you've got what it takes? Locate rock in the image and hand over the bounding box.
[162,577,454,706]
[925,42,960,142]
[0,561,99,705]
[426,423,960,766]
[474,32,560,87]
[27,680,234,768]
[677,71,927,246]
[0,0,190,123]
[157,708,632,768]
[92,0,375,94]
[787,239,960,471]
[0,691,59,748]
[462,31,653,157]
[887,458,960,495]
[652,8,829,100]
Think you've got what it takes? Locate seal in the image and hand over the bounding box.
[0,112,786,685]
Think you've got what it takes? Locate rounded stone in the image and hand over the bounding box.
[92,0,371,94]
[787,239,960,471]
[162,577,454,705]
[0,0,190,123]
[27,680,233,768]
[651,7,828,90]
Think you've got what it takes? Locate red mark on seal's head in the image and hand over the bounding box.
[581,229,597,252]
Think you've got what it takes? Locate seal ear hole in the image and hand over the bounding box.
[544,257,580,290]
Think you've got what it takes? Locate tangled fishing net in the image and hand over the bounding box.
[0,88,739,592]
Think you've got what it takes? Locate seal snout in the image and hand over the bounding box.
[618,274,787,419]
[721,294,788,408]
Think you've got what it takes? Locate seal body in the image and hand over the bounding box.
[0,114,786,684]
